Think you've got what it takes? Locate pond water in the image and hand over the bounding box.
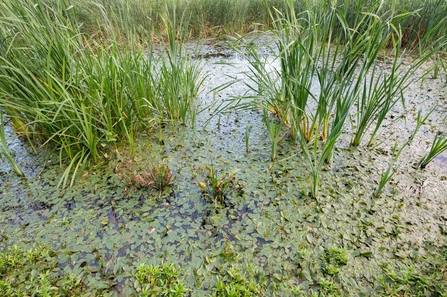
[0,36,446,295]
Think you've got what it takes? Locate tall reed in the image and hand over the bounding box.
[28,0,447,49]
[157,5,205,127]
[0,0,203,184]
[237,0,445,197]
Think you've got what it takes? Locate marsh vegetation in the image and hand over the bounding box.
[1,0,447,296]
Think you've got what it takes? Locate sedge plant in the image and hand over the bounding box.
[418,132,447,169]
[0,0,203,186]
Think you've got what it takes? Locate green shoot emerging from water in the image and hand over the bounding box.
[197,166,241,209]
[264,109,283,161]
[245,125,251,155]
[418,132,447,169]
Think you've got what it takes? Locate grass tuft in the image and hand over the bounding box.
[0,0,203,185]
[418,131,447,169]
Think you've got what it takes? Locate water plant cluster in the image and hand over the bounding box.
[0,243,88,295]
[134,161,175,199]
[236,0,446,197]
[197,166,242,209]
[0,0,203,186]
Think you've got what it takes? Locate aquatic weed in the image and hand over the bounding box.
[378,265,435,297]
[0,243,88,296]
[418,131,447,169]
[197,165,241,209]
[135,161,174,198]
[322,246,348,276]
[134,262,188,297]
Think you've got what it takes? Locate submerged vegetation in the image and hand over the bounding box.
[1,0,447,296]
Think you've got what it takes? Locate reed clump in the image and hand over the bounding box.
[23,0,447,48]
[239,0,445,197]
[0,0,203,186]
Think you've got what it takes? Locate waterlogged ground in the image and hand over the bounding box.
[1,37,447,296]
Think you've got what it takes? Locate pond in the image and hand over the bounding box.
[1,36,446,296]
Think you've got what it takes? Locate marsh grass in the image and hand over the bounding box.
[153,5,206,139]
[234,0,446,197]
[239,0,385,196]
[396,0,447,49]
[374,110,430,198]
[0,0,203,185]
[245,125,251,155]
[350,37,445,147]
[24,0,447,50]
[418,132,447,169]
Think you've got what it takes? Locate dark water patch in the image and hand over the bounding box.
[194,52,235,59]
[29,200,52,212]
[64,198,76,211]
[12,215,28,225]
[107,207,121,229]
